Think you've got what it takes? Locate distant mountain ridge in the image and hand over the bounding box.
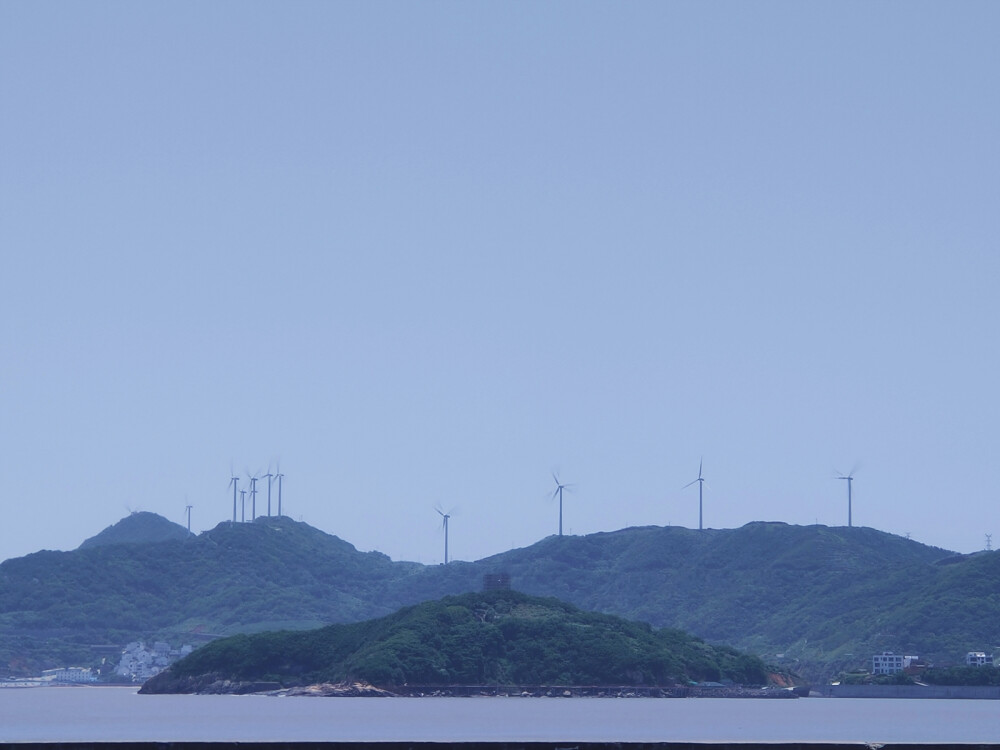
[2,513,992,682]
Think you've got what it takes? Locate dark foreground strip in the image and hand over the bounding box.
[3,743,1000,749]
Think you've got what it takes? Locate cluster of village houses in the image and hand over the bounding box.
[0,641,194,686]
[114,641,194,683]
[872,650,994,675]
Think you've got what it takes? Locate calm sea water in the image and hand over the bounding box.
[1,687,999,744]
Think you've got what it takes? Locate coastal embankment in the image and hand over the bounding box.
[819,683,1000,699]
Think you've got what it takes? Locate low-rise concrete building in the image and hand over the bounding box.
[966,651,994,667]
[872,652,918,675]
[41,667,96,683]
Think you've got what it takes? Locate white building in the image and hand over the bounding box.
[966,651,994,667]
[41,667,97,683]
[872,652,918,675]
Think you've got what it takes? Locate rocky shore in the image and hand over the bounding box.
[278,682,396,697]
[141,675,802,698]
[139,672,283,695]
[389,685,802,699]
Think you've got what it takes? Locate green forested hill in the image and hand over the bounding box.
[140,590,771,693]
[1,514,991,681]
[0,517,419,674]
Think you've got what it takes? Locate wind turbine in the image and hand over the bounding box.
[240,489,247,523]
[683,459,705,531]
[436,507,452,564]
[275,465,284,516]
[551,473,573,537]
[263,469,275,517]
[185,504,193,533]
[836,468,856,527]
[229,474,239,524]
[247,471,260,521]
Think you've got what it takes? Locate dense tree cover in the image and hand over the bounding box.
[144,590,771,691]
[0,517,417,675]
[3,514,994,681]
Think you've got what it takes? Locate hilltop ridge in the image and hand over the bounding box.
[1,513,988,682]
[78,511,193,549]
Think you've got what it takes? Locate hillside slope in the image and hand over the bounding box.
[1,515,983,681]
[140,590,771,693]
[0,517,420,674]
[466,523,959,676]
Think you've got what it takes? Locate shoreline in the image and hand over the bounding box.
[155,680,807,699]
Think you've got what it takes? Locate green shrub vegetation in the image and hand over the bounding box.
[143,590,771,691]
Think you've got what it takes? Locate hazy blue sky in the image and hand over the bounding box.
[2,2,998,564]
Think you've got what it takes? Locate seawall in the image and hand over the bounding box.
[819,683,1000,699]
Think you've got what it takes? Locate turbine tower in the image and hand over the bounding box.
[436,508,451,564]
[229,474,239,524]
[837,469,856,527]
[248,472,259,521]
[185,504,193,533]
[263,469,275,516]
[551,473,572,537]
[276,467,284,516]
[240,489,247,523]
[683,459,705,531]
